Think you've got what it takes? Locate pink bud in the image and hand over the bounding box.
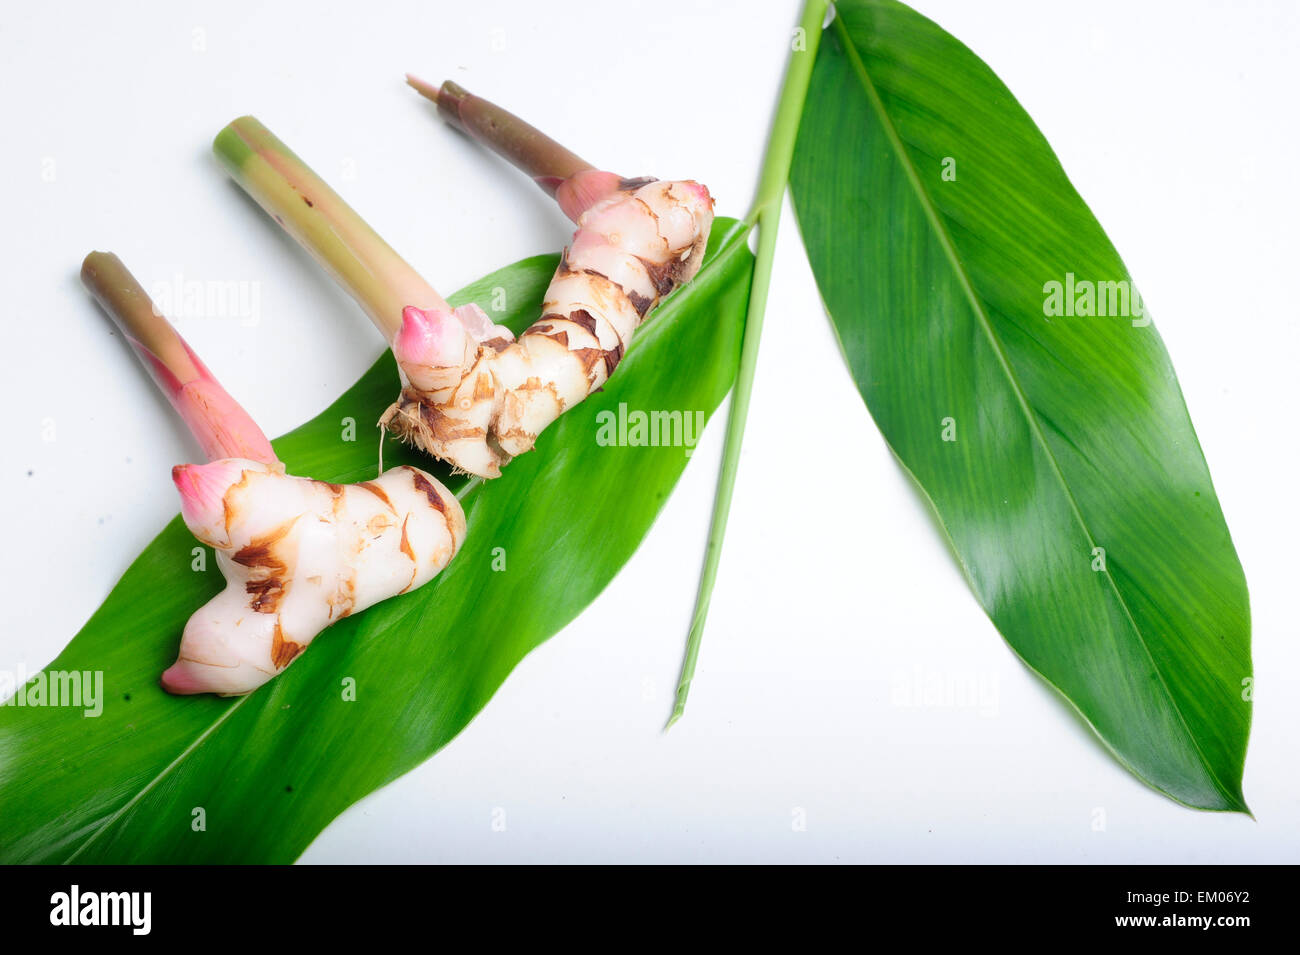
[393,305,470,369]
[160,660,207,695]
[173,459,248,544]
[682,180,714,207]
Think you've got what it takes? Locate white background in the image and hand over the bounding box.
[1,0,1296,863]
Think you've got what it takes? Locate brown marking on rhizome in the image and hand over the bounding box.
[411,471,446,513]
[358,481,394,510]
[232,516,298,613]
[270,622,305,669]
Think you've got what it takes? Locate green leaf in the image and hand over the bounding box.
[0,218,751,862]
[789,0,1250,811]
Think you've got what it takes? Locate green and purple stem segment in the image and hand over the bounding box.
[81,251,278,466]
[213,117,446,342]
[667,0,830,727]
[406,76,625,224]
[406,75,592,197]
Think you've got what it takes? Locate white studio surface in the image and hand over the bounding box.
[0,0,1295,863]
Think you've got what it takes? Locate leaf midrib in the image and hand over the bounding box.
[63,692,250,862]
[830,11,1234,807]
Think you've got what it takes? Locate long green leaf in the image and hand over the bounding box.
[0,219,751,862]
[789,0,1250,810]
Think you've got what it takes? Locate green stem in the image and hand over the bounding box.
[667,0,829,729]
[214,116,447,342]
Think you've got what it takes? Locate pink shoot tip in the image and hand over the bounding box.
[173,459,254,544]
[160,660,207,696]
[394,305,471,369]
